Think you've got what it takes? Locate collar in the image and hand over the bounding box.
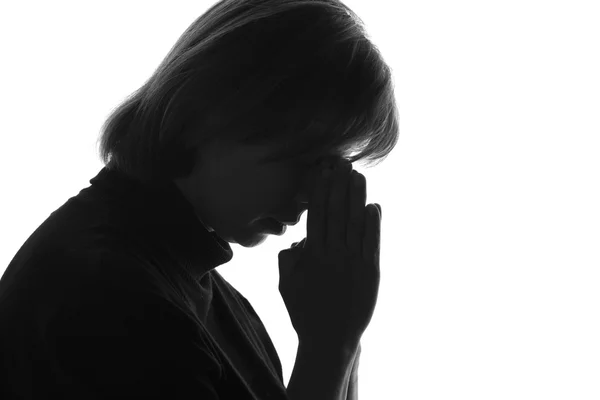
[88,167,234,280]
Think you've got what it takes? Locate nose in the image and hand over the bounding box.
[298,201,309,212]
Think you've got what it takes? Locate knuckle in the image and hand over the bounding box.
[356,173,366,187]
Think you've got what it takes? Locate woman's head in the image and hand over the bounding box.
[97,0,398,182]
[95,0,399,245]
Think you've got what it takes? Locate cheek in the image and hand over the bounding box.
[262,162,316,206]
[272,181,299,203]
[263,176,303,208]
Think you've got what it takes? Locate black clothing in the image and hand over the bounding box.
[0,167,287,399]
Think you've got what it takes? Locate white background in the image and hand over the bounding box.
[1,1,599,398]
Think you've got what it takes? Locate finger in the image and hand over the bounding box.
[291,238,307,248]
[326,161,352,251]
[278,248,295,278]
[362,204,381,266]
[347,170,367,255]
[306,162,331,254]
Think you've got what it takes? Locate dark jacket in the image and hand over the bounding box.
[0,167,287,399]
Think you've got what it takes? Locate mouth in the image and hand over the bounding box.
[277,210,306,227]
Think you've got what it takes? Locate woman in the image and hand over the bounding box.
[0,0,396,398]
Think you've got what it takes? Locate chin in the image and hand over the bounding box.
[235,233,270,248]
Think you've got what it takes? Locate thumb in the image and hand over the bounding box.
[278,238,306,274]
[278,249,299,287]
[294,238,307,248]
[278,247,297,272]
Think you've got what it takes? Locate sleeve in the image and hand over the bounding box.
[42,250,224,399]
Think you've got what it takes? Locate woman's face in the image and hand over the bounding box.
[173,138,345,247]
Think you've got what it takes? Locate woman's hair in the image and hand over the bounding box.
[96,0,399,186]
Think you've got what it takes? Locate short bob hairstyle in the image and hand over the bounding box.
[96,0,399,187]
